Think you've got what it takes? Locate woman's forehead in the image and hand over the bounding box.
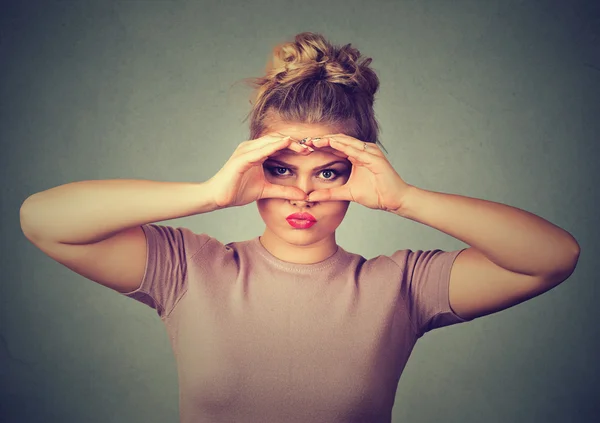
[268,148,350,166]
[265,119,347,138]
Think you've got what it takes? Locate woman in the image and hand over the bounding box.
[20,32,580,423]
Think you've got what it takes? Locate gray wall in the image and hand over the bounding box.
[2,0,598,422]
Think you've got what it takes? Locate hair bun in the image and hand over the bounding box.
[266,32,377,99]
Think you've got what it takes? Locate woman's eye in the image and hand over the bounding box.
[320,169,336,179]
[266,166,341,180]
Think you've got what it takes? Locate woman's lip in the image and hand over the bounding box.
[286,219,316,229]
[286,213,317,221]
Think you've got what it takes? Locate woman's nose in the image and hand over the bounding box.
[289,179,315,204]
[290,198,314,207]
[294,178,314,196]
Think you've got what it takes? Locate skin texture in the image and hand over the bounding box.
[253,119,581,322]
[257,121,353,264]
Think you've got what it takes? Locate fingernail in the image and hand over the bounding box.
[300,144,314,152]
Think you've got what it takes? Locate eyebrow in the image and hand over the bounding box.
[264,159,349,171]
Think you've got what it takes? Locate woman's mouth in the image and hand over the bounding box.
[286,212,317,229]
[286,218,316,229]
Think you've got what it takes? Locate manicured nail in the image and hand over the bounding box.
[299,144,314,152]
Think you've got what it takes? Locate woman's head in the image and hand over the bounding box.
[240,32,385,152]
[237,32,383,261]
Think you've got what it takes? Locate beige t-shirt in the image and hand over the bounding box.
[124,224,472,423]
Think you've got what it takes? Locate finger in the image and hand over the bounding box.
[261,182,307,201]
[241,136,296,166]
[261,133,313,155]
[312,138,376,165]
[288,140,314,154]
[235,133,293,155]
[314,136,382,156]
[273,133,315,154]
[276,134,322,151]
[307,186,351,202]
[266,140,313,159]
[309,144,349,159]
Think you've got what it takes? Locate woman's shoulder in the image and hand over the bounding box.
[141,223,219,258]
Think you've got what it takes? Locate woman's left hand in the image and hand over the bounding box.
[307,134,413,213]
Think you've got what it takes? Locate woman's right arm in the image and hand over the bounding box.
[19,179,219,293]
[18,134,308,293]
[19,179,218,244]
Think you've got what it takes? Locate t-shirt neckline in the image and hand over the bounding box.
[250,236,345,272]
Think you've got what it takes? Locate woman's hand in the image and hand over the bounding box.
[306,134,413,213]
[206,133,310,209]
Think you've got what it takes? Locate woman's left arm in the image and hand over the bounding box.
[306,134,581,321]
[395,186,581,320]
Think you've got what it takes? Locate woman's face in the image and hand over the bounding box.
[257,121,353,254]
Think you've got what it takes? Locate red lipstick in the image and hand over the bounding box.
[286,212,317,229]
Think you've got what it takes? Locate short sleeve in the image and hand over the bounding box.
[122,223,210,318]
[392,248,473,337]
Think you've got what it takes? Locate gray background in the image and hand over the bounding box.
[2,0,599,422]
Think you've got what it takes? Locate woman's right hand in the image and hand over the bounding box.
[206,133,312,209]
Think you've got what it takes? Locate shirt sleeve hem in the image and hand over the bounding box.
[121,224,154,297]
[439,247,471,322]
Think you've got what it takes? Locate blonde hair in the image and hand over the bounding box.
[238,32,387,154]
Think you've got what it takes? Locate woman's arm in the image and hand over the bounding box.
[394,186,580,321]
[20,179,219,244]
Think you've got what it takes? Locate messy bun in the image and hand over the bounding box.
[239,32,387,153]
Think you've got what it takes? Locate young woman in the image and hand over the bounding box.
[20,32,580,423]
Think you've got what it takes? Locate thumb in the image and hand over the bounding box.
[261,183,307,201]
